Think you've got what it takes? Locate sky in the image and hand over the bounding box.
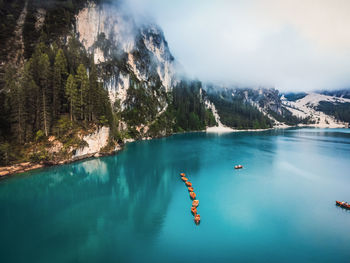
[125,0,350,91]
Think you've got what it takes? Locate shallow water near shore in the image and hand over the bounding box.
[1,128,350,262]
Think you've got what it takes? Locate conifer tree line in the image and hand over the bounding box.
[207,94,273,129]
[1,38,113,144]
[172,80,217,131]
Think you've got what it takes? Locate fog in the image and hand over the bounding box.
[123,0,350,91]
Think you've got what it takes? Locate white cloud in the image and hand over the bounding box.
[125,0,350,91]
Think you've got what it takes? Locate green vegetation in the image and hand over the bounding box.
[320,89,350,99]
[283,92,307,101]
[0,37,115,165]
[0,29,218,165]
[172,80,216,131]
[1,0,293,168]
[316,102,350,123]
[267,109,312,126]
[208,94,272,129]
[121,78,217,138]
[122,78,162,127]
[0,0,26,60]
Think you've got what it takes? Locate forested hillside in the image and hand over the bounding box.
[204,86,312,128]
[319,89,350,99]
[282,92,307,101]
[0,0,217,166]
[2,0,348,168]
[207,93,272,129]
[1,38,114,164]
[316,102,350,123]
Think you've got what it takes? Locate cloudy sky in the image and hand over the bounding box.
[126,0,350,91]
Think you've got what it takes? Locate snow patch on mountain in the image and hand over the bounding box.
[282,93,350,128]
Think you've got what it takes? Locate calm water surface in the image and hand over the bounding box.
[1,128,350,262]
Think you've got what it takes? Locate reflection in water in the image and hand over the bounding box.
[0,129,350,262]
[0,135,203,262]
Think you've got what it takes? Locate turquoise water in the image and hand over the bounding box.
[1,128,350,262]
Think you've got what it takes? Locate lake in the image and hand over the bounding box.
[0,128,350,262]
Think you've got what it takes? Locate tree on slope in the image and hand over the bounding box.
[75,63,89,121]
[53,48,68,120]
[4,65,25,143]
[38,53,51,136]
[65,74,78,122]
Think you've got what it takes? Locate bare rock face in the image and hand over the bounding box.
[75,2,176,110]
[73,126,110,159]
[48,140,63,154]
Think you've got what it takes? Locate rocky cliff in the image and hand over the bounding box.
[1,0,350,170]
[76,2,176,109]
[0,0,215,167]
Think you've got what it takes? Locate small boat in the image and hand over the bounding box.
[192,200,199,207]
[234,165,243,169]
[190,192,196,199]
[185,181,192,187]
[194,214,201,224]
[180,173,185,177]
[181,177,188,182]
[188,187,194,192]
[191,206,197,215]
[336,200,350,209]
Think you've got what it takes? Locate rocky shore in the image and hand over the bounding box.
[0,145,122,178]
[0,162,45,177]
[1,125,347,179]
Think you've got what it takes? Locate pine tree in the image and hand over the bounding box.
[4,65,26,143]
[75,63,89,120]
[67,37,82,74]
[30,43,50,134]
[53,49,68,120]
[23,59,39,140]
[65,74,78,121]
[38,53,51,137]
[89,60,99,121]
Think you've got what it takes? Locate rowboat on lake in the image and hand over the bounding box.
[336,200,350,209]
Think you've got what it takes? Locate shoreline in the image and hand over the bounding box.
[0,145,124,179]
[206,126,277,133]
[1,125,348,179]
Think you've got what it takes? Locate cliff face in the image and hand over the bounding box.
[2,0,350,170]
[72,1,183,139]
[75,2,176,108]
[0,0,216,168]
[74,126,110,159]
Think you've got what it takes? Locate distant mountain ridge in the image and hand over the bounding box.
[205,85,350,128]
[318,89,350,99]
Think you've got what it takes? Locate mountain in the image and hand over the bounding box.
[204,85,274,129]
[0,0,350,170]
[0,0,216,167]
[318,89,350,99]
[204,85,311,129]
[205,84,350,129]
[281,92,350,127]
